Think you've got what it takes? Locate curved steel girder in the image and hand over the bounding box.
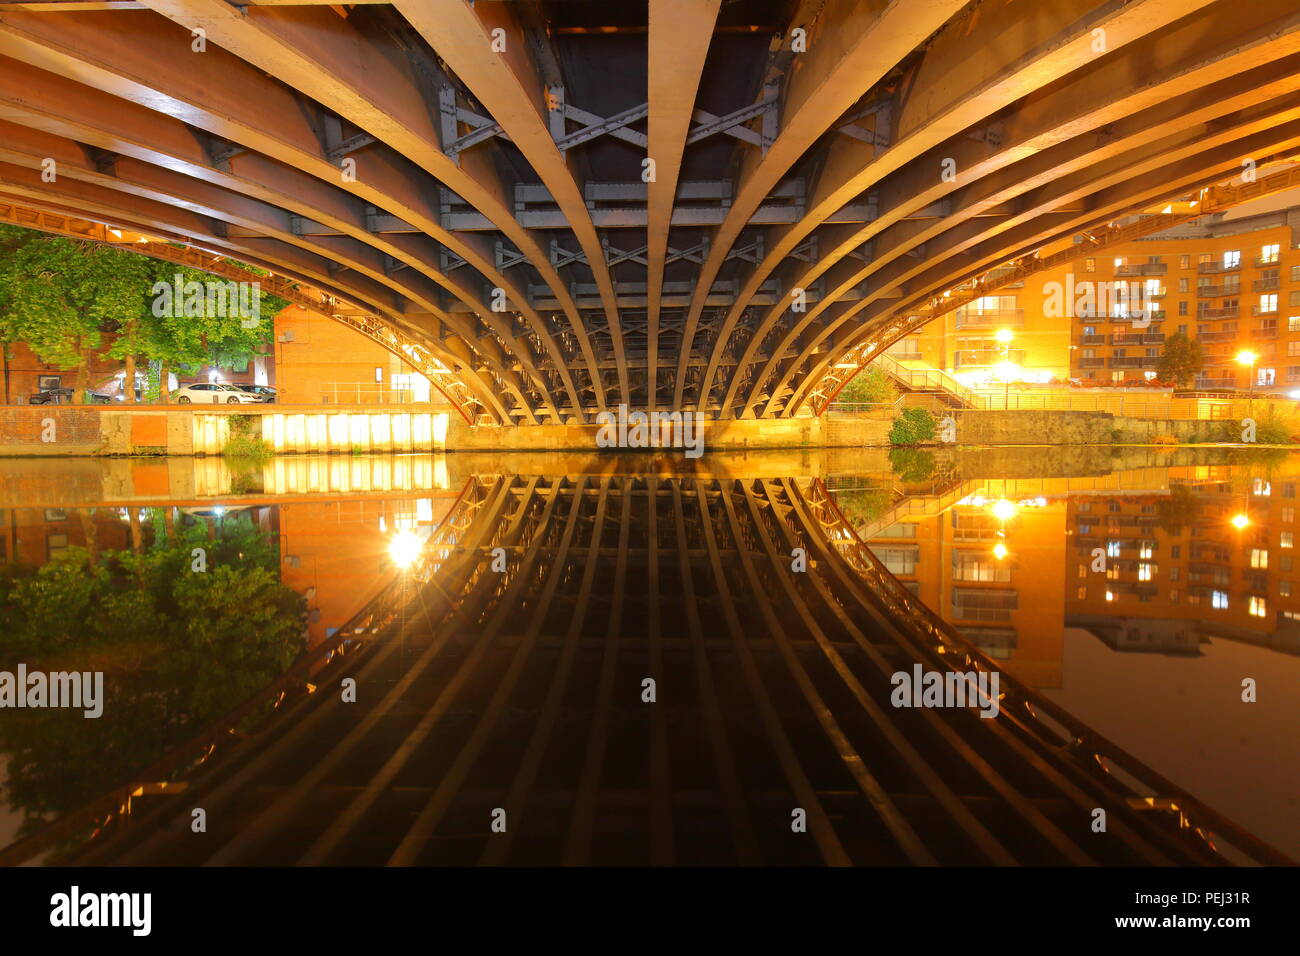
[0,188,507,423]
[395,0,629,409]
[779,127,1300,415]
[697,0,1223,413]
[131,0,597,418]
[646,0,720,411]
[780,123,1300,416]
[0,54,574,420]
[736,83,1300,413]
[672,0,969,409]
[0,125,549,422]
[0,164,524,423]
[0,5,587,418]
[723,6,1300,416]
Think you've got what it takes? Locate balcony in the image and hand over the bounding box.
[1252,304,1280,316]
[1078,357,1106,368]
[1197,329,1239,342]
[1197,306,1239,319]
[1253,277,1280,292]
[1079,334,1106,345]
[1196,282,1241,297]
[1254,254,1281,267]
[1114,262,1168,277]
[1252,327,1279,339]
[1198,260,1241,274]
[953,308,1024,329]
[1108,356,1158,369]
[1111,333,1166,346]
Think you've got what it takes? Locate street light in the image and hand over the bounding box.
[1231,512,1250,530]
[1236,349,1259,415]
[995,328,1015,408]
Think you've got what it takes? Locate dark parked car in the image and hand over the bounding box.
[29,387,111,405]
[236,384,278,403]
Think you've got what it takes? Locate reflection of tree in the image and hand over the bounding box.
[0,519,304,836]
[888,448,936,483]
[1157,483,1199,536]
[833,485,895,527]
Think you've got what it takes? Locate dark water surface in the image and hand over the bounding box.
[0,446,1294,864]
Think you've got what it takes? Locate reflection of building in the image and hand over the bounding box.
[864,487,1067,689]
[277,496,455,646]
[1066,470,1300,654]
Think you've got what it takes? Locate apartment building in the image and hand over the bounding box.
[900,202,1300,392]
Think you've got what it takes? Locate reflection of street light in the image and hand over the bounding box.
[992,541,1009,560]
[388,529,421,569]
[995,328,1015,409]
[1236,349,1258,414]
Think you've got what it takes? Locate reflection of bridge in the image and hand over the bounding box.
[7,474,1287,866]
[3,2,1300,422]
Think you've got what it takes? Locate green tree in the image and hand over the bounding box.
[836,366,898,407]
[0,227,154,402]
[1156,331,1205,388]
[0,226,284,403]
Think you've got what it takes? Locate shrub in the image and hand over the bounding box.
[222,432,274,462]
[1152,433,1180,446]
[888,406,936,445]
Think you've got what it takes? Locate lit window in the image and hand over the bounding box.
[1212,590,1229,609]
[1261,243,1280,263]
[1283,532,1294,549]
[1105,590,1115,602]
[1138,563,1155,581]
[1139,541,1155,559]
[1253,479,1271,496]
[1107,540,1121,557]
[1251,549,1269,569]
[1249,596,1267,618]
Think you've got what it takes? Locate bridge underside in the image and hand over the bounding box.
[1,0,1299,423]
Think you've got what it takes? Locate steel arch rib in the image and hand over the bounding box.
[782,124,1300,415]
[646,0,720,412]
[727,3,1300,417]
[395,0,628,412]
[0,168,523,422]
[711,0,1221,418]
[0,56,556,420]
[0,128,545,421]
[72,1,589,419]
[673,0,970,413]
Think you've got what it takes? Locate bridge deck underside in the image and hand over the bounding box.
[1,1,1299,422]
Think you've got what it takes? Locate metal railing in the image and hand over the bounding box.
[318,382,428,404]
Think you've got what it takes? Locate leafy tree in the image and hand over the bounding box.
[0,227,154,402]
[1156,331,1205,388]
[836,366,898,407]
[0,226,284,403]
